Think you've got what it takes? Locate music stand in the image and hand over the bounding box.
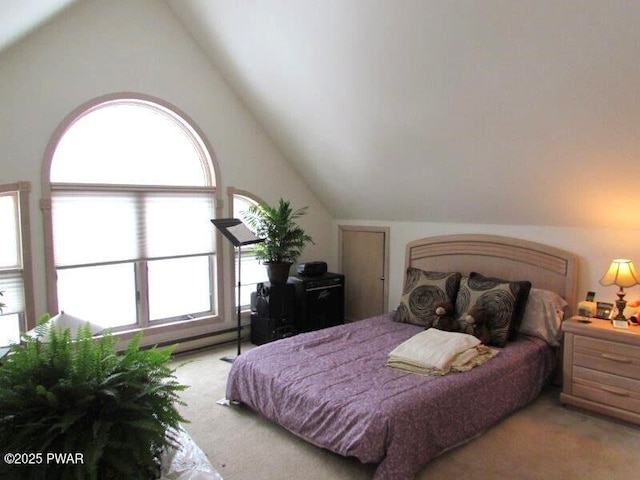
[211,218,264,363]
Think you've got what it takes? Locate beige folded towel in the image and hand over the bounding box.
[387,328,480,375]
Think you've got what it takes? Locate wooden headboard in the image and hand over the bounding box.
[405,234,579,317]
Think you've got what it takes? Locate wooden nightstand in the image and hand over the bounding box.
[561,316,640,425]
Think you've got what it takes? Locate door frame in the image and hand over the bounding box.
[338,225,390,315]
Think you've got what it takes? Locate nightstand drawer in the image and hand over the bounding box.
[572,366,640,413]
[574,336,640,380]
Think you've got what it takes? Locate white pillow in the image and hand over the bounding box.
[519,288,567,347]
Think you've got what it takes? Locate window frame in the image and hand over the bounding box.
[41,93,225,346]
[0,181,35,341]
[50,183,218,330]
[226,187,268,312]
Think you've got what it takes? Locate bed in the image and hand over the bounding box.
[226,234,578,480]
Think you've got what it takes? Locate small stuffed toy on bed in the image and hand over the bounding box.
[431,300,460,332]
[458,304,491,344]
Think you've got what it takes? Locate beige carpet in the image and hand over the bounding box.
[171,342,640,480]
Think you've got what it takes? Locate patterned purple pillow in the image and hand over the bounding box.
[395,268,461,327]
[469,272,532,340]
[454,273,525,347]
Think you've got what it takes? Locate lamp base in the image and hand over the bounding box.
[614,289,627,321]
[220,355,237,363]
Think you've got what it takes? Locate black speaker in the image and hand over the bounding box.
[250,282,296,345]
[253,282,295,319]
[289,273,345,333]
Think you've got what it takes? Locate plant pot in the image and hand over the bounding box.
[265,262,292,284]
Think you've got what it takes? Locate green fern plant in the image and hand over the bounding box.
[0,315,187,480]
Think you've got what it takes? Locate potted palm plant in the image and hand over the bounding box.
[242,198,314,284]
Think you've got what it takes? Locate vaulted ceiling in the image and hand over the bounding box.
[3,1,640,228]
[0,0,77,52]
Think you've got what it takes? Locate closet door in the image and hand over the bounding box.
[339,226,389,321]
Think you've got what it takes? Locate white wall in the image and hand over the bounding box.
[4,0,638,332]
[336,220,640,318]
[0,0,334,327]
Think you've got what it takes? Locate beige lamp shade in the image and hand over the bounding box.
[26,311,104,342]
[599,259,640,288]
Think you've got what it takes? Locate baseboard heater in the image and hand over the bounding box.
[160,326,250,354]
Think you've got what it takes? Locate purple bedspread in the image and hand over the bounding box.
[226,312,555,480]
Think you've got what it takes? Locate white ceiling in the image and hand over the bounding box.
[3,0,640,228]
[165,0,640,229]
[0,0,78,51]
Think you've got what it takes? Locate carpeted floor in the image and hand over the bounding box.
[170,341,640,480]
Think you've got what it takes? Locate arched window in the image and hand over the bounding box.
[228,189,268,308]
[43,94,221,342]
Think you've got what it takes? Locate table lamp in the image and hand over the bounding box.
[599,259,640,321]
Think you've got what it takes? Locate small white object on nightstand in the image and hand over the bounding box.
[612,319,630,329]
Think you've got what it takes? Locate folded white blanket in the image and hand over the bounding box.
[387,328,481,374]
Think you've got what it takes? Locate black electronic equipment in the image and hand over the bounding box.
[250,313,296,345]
[250,282,296,345]
[253,282,295,319]
[289,273,345,332]
[297,261,328,277]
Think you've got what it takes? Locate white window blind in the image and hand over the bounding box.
[0,272,24,315]
[0,193,24,315]
[52,189,216,268]
[0,193,20,269]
